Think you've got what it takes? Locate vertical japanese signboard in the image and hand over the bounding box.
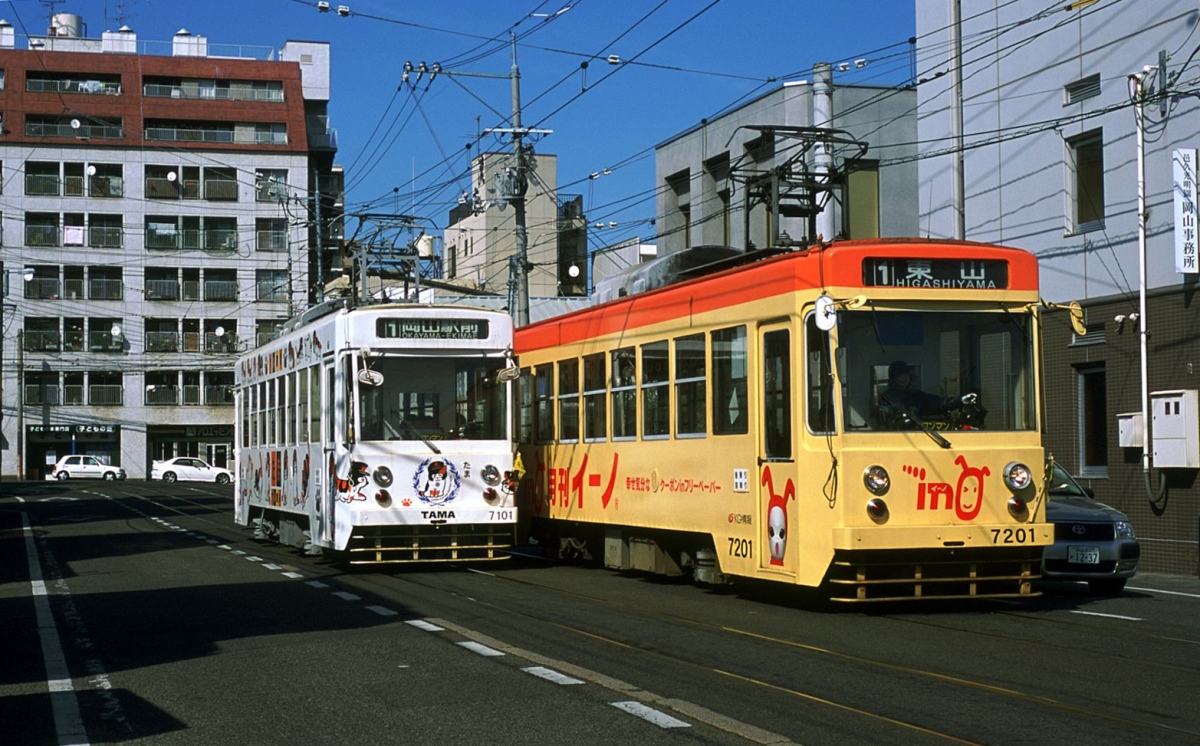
[1174,148,1198,274]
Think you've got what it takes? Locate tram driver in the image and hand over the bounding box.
[879,360,977,426]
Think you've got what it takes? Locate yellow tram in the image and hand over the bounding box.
[514,239,1056,601]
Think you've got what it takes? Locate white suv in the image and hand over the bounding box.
[46,455,127,481]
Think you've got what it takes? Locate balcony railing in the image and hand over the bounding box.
[27,78,121,95]
[146,228,238,251]
[146,332,179,353]
[183,332,201,352]
[63,331,84,351]
[257,230,287,252]
[24,386,60,405]
[25,174,60,196]
[145,127,235,143]
[88,331,123,352]
[89,226,123,248]
[27,278,60,299]
[26,225,59,246]
[90,385,124,405]
[183,281,202,301]
[89,279,123,300]
[204,281,238,301]
[63,385,84,405]
[143,83,283,102]
[26,122,123,139]
[146,386,180,405]
[89,176,124,197]
[204,179,238,200]
[64,279,85,299]
[23,330,61,351]
[183,385,202,406]
[205,333,238,353]
[205,385,235,405]
[145,280,180,300]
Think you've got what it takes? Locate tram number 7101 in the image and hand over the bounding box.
[990,527,1038,544]
[489,509,515,522]
[728,537,753,558]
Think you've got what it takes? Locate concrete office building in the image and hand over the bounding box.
[916,0,1200,574]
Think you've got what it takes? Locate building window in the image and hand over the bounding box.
[1067,129,1105,232]
[255,169,288,201]
[1077,364,1108,477]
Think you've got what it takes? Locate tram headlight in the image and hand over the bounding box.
[1001,462,1033,491]
[483,487,500,505]
[1007,496,1028,518]
[863,465,890,495]
[376,489,392,507]
[373,465,394,488]
[481,464,502,487]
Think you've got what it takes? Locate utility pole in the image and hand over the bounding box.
[813,62,836,242]
[16,329,23,480]
[408,33,550,327]
[950,0,966,239]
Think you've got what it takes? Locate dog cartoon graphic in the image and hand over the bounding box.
[762,466,796,567]
[420,460,449,497]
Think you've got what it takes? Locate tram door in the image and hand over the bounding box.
[320,359,337,545]
[757,324,796,573]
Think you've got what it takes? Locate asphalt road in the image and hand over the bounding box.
[3,479,1199,745]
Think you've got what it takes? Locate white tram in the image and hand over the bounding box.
[233,301,520,564]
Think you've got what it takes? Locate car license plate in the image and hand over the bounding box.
[1069,545,1100,564]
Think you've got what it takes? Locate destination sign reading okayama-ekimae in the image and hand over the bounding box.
[863,258,1008,289]
[375,318,490,339]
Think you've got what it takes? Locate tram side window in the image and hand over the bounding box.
[642,341,669,438]
[712,325,748,435]
[675,333,706,437]
[762,329,792,459]
[611,348,636,440]
[267,379,277,445]
[284,373,294,445]
[558,359,580,442]
[241,388,251,448]
[325,367,335,444]
[297,368,309,443]
[309,367,321,442]
[535,365,554,443]
[583,353,607,441]
[805,315,835,434]
[517,368,534,444]
[248,384,258,447]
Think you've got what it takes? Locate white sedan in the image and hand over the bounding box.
[151,457,233,484]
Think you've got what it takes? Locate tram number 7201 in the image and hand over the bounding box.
[728,537,753,558]
[990,527,1038,544]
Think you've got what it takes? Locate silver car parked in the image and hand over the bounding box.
[1042,464,1139,596]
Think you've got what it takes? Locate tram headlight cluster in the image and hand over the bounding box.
[1001,462,1033,491]
[372,465,394,488]
[863,465,890,495]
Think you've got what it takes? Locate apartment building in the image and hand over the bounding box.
[0,14,338,479]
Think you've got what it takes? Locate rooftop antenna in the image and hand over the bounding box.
[40,0,64,28]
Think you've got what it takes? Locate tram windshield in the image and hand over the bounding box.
[358,356,509,442]
[835,309,1035,433]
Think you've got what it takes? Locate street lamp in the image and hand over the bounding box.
[1,266,35,482]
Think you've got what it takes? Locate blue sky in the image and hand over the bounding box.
[8,0,916,249]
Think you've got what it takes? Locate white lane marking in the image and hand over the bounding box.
[263,563,282,570]
[282,572,305,579]
[21,514,90,745]
[332,591,361,601]
[457,641,504,657]
[206,539,220,545]
[231,550,247,556]
[217,544,232,550]
[522,666,585,685]
[611,701,692,729]
[405,619,445,632]
[1070,610,1144,621]
[244,556,263,563]
[366,605,398,616]
[305,580,330,589]
[1129,585,1200,600]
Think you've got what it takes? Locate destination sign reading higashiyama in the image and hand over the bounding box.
[863,258,1008,289]
[375,318,489,339]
